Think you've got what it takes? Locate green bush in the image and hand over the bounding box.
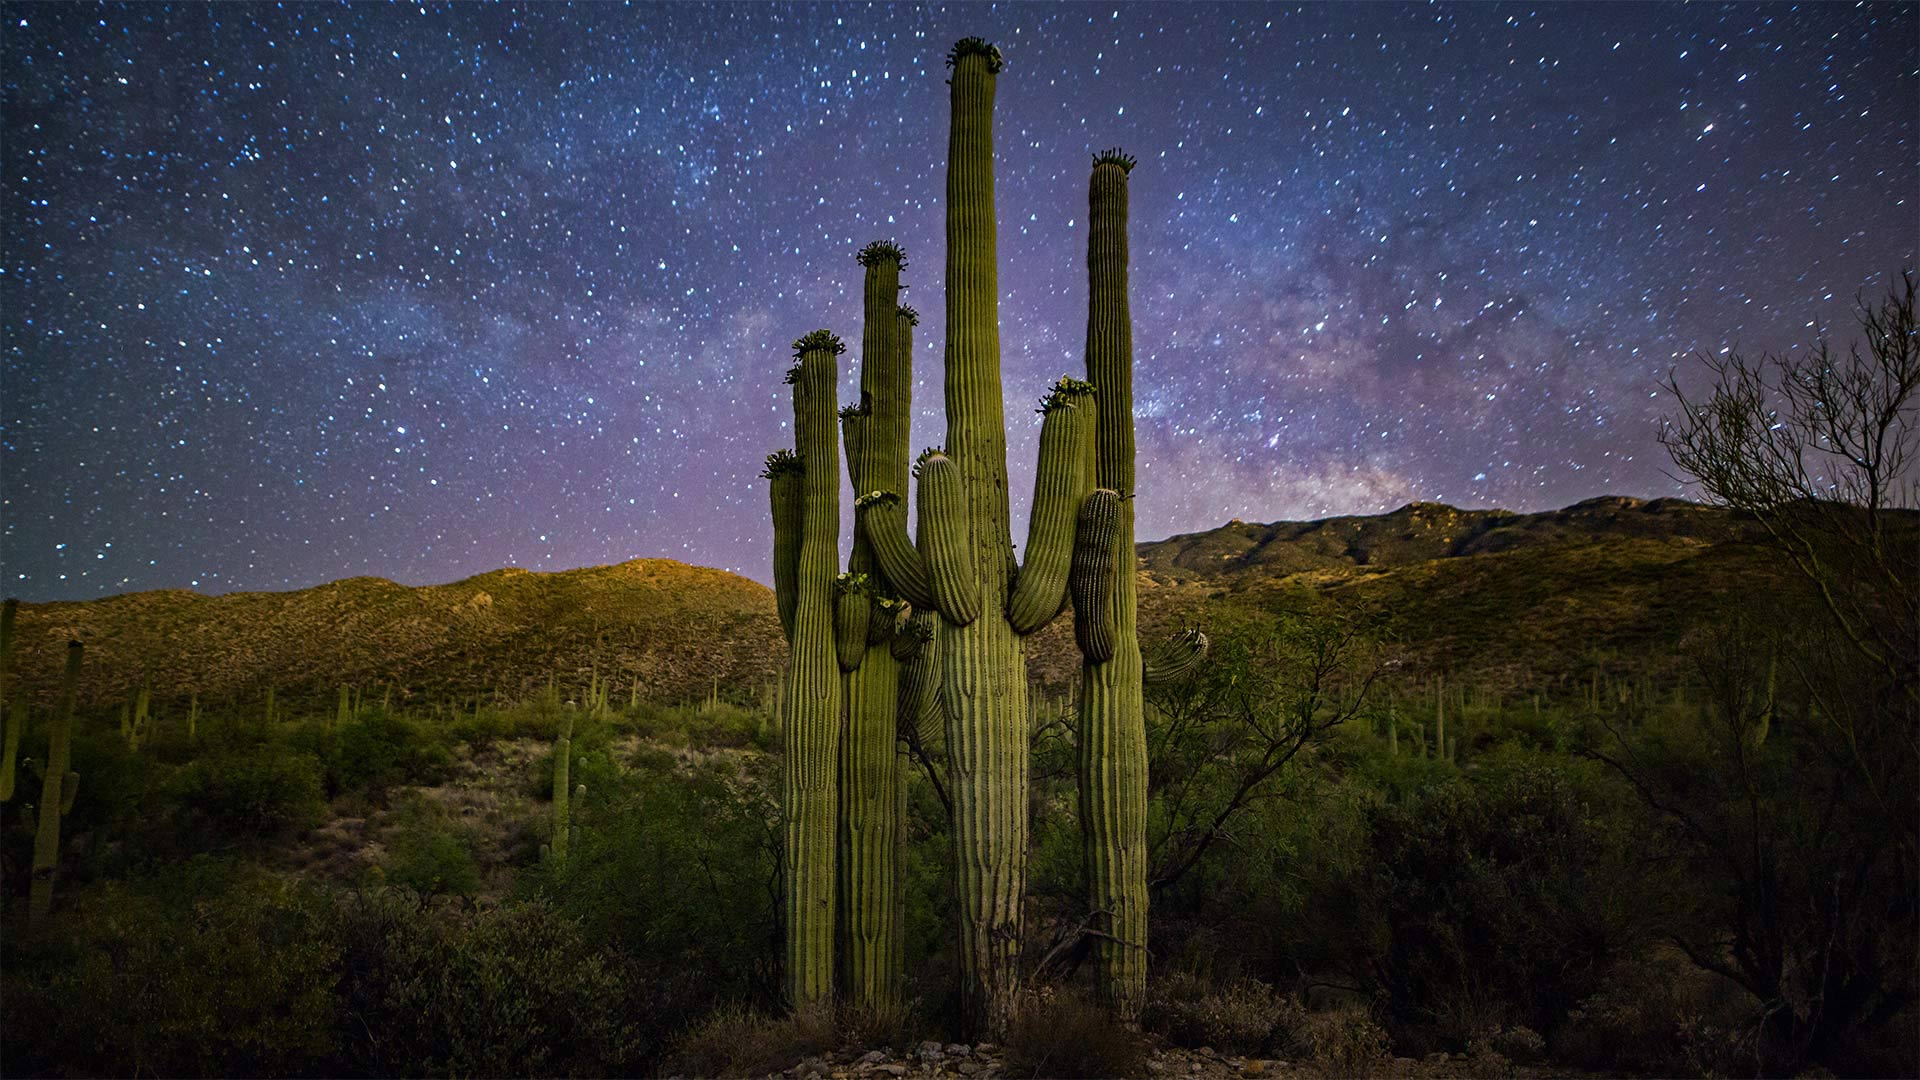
[334,890,645,1077]
[382,805,481,898]
[324,709,452,795]
[1144,972,1308,1056]
[165,744,327,840]
[1,860,342,1078]
[665,1002,839,1079]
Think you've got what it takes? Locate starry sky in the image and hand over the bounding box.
[3,2,1915,601]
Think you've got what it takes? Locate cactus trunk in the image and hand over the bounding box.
[1075,151,1150,1022]
[837,247,912,1008]
[770,331,846,1008]
[29,641,82,932]
[0,598,16,802]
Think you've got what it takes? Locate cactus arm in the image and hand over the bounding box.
[917,453,982,625]
[781,329,845,1008]
[1070,490,1121,662]
[0,703,19,803]
[765,451,804,643]
[1008,381,1096,634]
[29,640,82,933]
[1143,629,1209,686]
[857,492,937,611]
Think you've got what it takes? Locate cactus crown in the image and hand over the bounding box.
[783,363,804,385]
[791,328,846,358]
[897,304,920,326]
[1038,375,1098,413]
[839,395,873,420]
[873,594,904,613]
[903,618,935,644]
[946,37,1005,73]
[834,571,873,596]
[912,446,946,478]
[856,490,902,509]
[1092,147,1137,174]
[762,449,803,479]
[857,240,909,269]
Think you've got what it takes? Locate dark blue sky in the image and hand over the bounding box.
[4,2,1914,600]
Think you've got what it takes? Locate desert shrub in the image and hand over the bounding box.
[333,889,645,1076]
[1005,990,1150,1079]
[324,708,452,795]
[1553,950,1762,1074]
[534,751,781,1044]
[1300,1006,1392,1077]
[382,805,481,898]
[1144,972,1308,1056]
[1,860,342,1078]
[165,743,328,840]
[1354,761,1659,1050]
[665,1002,839,1079]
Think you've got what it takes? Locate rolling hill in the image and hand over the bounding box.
[4,496,1786,712]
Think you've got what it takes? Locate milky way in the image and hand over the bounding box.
[3,2,1914,600]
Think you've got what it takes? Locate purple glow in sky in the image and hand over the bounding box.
[3,2,1914,600]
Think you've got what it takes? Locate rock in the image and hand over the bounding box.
[917,1041,945,1062]
[1197,1047,1216,1058]
[957,1063,981,1076]
[1189,1064,1204,1074]
[1242,1061,1269,1078]
[860,1051,889,1065]
[973,1044,997,1055]
[880,1067,909,1078]
[946,1044,972,1057]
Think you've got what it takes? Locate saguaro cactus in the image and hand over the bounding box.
[29,641,83,932]
[852,38,1103,1038]
[835,243,914,1008]
[765,329,846,1007]
[1073,148,1154,1021]
[548,709,574,865]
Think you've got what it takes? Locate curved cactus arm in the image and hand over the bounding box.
[765,451,805,642]
[857,492,937,611]
[1143,628,1209,686]
[917,453,982,626]
[889,606,931,661]
[834,573,873,672]
[894,613,944,750]
[868,595,903,647]
[1070,490,1121,662]
[1009,379,1096,634]
[60,771,79,815]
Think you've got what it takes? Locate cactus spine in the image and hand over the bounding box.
[1074,148,1154,1021]
[29,641,82,932]
[836,245,913,1008]
[766,330,846,1007]
[847,38,1103,1037]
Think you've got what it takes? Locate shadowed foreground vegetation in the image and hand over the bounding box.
[2,535,1913,1076]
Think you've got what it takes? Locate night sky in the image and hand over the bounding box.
[3,3,1914,601]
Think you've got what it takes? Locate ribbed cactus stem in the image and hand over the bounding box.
[1143,628,1209,686]
[1008,382,1095,634]
[779,330,845,1008]
[1070,490,1121,662]
[839,240,910,1009]
[834,573,873,673]
[1077,149,1150,1022]
[766,451,805,643]
[919,453,981,625]
[858,492,936,610]
[938,36,1031,1039]
[29,641,82,932]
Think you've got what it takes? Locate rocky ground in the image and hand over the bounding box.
[767,1039,1578,1080]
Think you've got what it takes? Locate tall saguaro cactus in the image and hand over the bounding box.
[29,640,83,933]
[853,38,1102,1038]
[1076,149,1150,1021]
[835,244,914,1008]
[766,330,846,1007]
